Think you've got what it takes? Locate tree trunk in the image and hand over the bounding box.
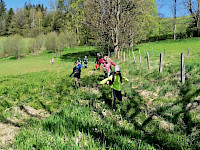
[173,0,177,40]
[114,0,120,54]
[188,0,200,36]
[197,0,200,36]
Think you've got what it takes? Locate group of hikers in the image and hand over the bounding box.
[50,52,63,64]
[69,53,129,108]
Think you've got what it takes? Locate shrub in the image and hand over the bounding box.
[29,34,46,54]
[0,37,8,57]
[45,32,58,52]
[1,35,24,59]
[10,34,24,59]
[57,31,77,50]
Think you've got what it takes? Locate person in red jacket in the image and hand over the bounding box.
[100,56,116,78]
[99,56,116,67]
[95,53,102,71]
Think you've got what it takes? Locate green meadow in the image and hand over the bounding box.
[0,38,200,149]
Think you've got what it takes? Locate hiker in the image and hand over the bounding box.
[83,56,89,68]
[95,53,102,71]
[60,52,62,56]
[101,56,116,78]
[50,58,54,65]
[77,58,83,69]
[55,53,57,58]
[69,61,81,90]
[99,56,116,67]
[98,65,129,109]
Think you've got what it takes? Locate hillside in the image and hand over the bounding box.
[151,16,193,40]
[0,38,200,149]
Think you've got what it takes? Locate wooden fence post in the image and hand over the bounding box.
[181,53,185,83]
[159,53,163,73]
[129,50,131,61]
[147,52,150,69]
[133,52,136,63]
[118,51,120,59]
[108,46,110,57]
[121,50,122,62]
[139,49,141,64]
[123,52,125,62]
[132,47,133,53]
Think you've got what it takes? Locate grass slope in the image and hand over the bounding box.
[0,46,97,77]
[151,16,193,40]
[0,38,200,149]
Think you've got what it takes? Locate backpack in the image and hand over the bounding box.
[74,66,80,76]
[109,72,122,85]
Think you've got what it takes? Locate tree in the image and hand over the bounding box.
[0,0,6,18]
[0,0,6,35]
[185,0,200,36]
[174,0,177,40]
[58,0,85,44]
[5,8,14,35]
[10,9,26,35]
[85,0,158,53]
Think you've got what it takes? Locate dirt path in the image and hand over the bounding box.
[0,105,50,149]
[0,122,19,149]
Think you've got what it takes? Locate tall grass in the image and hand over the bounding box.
[0,38,200,149]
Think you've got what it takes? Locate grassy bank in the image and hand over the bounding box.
[0,38,200,149]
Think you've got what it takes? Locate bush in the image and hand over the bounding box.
[57,31,77,51]
[64,30,77,48]
[45,32,58,52]
[29,34,46,54]
[0,37,8,57]
[1,35,24,59]
[10,34,24,59]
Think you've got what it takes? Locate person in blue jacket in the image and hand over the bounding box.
[77,58,83,69]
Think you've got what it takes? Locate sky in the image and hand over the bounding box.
[5,0,56,10]
[156,0,189,18]
[4,0,189,18]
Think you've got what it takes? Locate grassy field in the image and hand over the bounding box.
[0,38,200,149]
[151,16,193,40]
[0,46,97,77]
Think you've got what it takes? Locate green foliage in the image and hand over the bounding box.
[57,31,77,50]
[45,32,57,52]
[0,34,24,59]
[1,37,200,149]
[10,9,25,35]
[5,8,14,34]
[29,34,46,54]
[150,16,194,40]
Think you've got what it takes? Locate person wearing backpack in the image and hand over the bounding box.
[77,58,83,69]
[83,56,89,68]
[98,65,129,109]
[69,62,81,90]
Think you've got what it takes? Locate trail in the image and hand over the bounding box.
[0,106,50,149]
